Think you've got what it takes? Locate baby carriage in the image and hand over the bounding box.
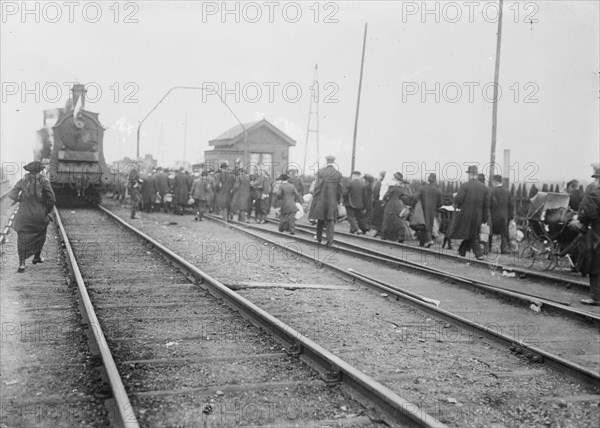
[519,192,582,271]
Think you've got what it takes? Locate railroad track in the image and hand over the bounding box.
[0,187,17,245]
[52,205,450,427]
[275,218,589,289]
[206,214,600,390]
[263,218,596,316]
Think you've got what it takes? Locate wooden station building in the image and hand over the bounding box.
[204,119,296,177]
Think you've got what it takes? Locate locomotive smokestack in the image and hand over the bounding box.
[72,84,86,109]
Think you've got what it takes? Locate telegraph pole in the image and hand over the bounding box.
[351,23,367,174]
[489,0,504,183]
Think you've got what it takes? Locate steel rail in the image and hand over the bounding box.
[272,218,589,289]
[97,205,446,428]
[54,207,140,428]
[206,214,600,389]
[238,219,600,325]
[0,189,17,246]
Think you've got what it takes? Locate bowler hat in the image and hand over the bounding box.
[24,161,44,173]
[466,165,478,175]
[592,163,600,178]
[492,174,503,182]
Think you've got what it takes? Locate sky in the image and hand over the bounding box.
[1,0,599,186]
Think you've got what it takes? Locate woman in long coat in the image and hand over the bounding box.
[8,161,56,272]
[381,174,413,242]
[277,175,301,234]
[190,173,209,221]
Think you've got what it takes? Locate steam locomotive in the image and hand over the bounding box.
[38,84,112,204]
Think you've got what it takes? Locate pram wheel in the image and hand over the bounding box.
[519,239,554,271]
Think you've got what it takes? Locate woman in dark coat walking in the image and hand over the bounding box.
[382,173,413,242]
[8,161,56,272]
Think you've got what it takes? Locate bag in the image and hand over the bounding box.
[508,220,517,241]
[432,217,440,239]
[295,202,305,220]
[479,223,490,243]
[163,193,173,203]
[409,201,425,231]
[187,197,195,205]
[398,206,411,220]
[337,203,347,222]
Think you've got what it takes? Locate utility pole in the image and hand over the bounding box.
[489,0,504,183]
[303,64,320,176]
[183,110,188,165]
[351,22,367,174]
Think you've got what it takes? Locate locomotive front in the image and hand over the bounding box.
[47,84,111,204]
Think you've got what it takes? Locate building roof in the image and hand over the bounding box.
[209,118,296,147]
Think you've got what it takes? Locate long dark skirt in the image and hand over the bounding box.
[17,229,47,261]
[372,200,385,232]
[279,211,296,232]
[382,215,412,242]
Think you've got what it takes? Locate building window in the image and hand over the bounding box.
[250,152,273,177]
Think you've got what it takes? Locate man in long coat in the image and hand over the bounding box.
[214,163,236,221]
[190,172,209,221]
[413,173,443,247]
[450,166,489,259]
[311,155,343,246]
[253,168,271,223]
[172,168,189,215]
[372,171,386,237]
[490,174,514,254]
[231,169,252,222]
[154,167,169,211]
[140,171,157,212]
[277,174,301,234]
[344,171,366,234]
[577,164,600,305]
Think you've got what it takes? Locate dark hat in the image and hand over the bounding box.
[351,171,361,176]
[477,173,486,183]
[592,163,600,178]
[466,165,478,175]
[393,172,403,181]
[24,161,44,173]
[492,174,503,182]
[427,173,437,182]
[325,155,336,162]
[220,162,228,169]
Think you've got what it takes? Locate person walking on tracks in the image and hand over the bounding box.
[215,163,236,222]
[450,165,489,260]
[412,173,443,247]
[190,172,209,221]
[572,164,600,305]
[344,171,367,234]
[311,155,343,246]
[231,168,252,223]
[8,161,56,273]
[490,174,514,254]
[277,174,301,234]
